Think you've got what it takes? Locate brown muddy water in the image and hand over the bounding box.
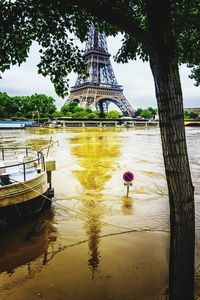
[0,127,200,300]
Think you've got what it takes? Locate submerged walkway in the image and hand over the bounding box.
[49,118,159,128]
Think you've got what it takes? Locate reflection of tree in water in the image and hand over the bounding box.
[70,129,121,275]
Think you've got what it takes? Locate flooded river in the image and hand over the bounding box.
[0,127,200,300]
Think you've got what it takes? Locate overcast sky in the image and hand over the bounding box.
[1,34,199,110]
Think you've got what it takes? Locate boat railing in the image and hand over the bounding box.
[39,139,59,157]
[0,147,45,182]
[0,147,38,161]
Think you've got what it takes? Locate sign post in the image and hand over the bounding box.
[123,171,134,197]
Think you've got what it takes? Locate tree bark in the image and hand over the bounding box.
[150,52,195,300]
[146,1,195,299]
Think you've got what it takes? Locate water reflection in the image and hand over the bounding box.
[70,129,121,275]
[0,209,58,276]
[121,196,134,215]
[85,201,101,276]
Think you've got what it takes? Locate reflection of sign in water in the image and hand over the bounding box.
[123,171,134,182]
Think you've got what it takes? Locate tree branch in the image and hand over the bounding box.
[64,0,154,52]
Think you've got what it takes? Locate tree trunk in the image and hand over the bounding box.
[149,52,195,299]
[145,2,195,298]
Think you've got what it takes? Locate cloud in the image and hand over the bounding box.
[107,35,199,108]
[1,37,199,110]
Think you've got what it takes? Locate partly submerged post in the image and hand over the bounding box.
[45,159,56,197]
[123,171,134,197]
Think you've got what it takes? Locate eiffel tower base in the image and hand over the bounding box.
[66,86,135,117]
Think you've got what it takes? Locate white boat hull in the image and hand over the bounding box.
[0,172,48,207]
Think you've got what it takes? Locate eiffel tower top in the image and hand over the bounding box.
[72,25,121,90]
[84,26,109,56]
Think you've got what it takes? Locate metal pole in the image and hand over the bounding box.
[2,148,4,161]
[46,137,53,158]
[23,163,26,181]
[43,155,45,171]
[126,185,129,197]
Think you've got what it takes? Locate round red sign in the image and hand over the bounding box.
[123,171,134,182]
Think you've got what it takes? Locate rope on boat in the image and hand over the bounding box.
[10,178,169,234]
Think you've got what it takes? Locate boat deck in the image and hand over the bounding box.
[0,162,38,184]
[0,151,44,186]
[0,161,39,184]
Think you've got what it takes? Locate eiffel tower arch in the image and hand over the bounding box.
[66,25,134,117]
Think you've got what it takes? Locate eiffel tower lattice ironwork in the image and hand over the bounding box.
[66,26,134,116]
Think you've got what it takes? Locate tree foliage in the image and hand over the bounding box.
[61,101,122,119]
[106,110,122,119]
[0,92,56,119]
[184,110,199,119]
[0,0,199,97]
[134,107,157,119]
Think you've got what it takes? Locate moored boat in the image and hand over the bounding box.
[0,146,56,230]
[0,123,25,129]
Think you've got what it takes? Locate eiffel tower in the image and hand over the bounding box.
[66,25,134,116]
